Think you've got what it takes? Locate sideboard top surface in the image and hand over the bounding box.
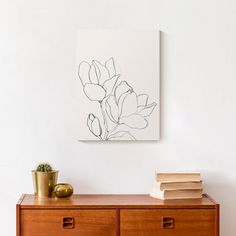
[18,194,218,209]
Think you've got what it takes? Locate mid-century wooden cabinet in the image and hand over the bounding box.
[17,194,219,236]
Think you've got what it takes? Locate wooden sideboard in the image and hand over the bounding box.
[17,194,219,236]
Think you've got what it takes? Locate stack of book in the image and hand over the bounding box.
[150,172,202,200]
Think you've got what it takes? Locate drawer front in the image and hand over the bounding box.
[120,209,216,236]
[21,209,117,236]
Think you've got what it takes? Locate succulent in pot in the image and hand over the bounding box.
[32,163,58,198]
[36,163,53,172]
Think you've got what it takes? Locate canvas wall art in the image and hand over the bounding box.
[76,30,160,141]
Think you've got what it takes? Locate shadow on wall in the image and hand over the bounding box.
[204,171,236,236]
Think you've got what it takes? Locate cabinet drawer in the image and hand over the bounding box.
[120,209,216,236]
[21,209,117,236]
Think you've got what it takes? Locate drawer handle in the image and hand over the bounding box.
[162,217,174,229]
[63,217,74,229]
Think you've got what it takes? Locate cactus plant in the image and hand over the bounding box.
[32,163,58,198]
[36,163,53,172]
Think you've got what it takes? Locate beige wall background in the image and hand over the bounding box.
[0,0,236,235]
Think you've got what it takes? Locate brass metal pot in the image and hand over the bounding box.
[54,183,73,198]
[32,170,58,198]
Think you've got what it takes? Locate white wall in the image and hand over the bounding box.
[0,0,236,235]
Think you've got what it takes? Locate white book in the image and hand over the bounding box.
[156,172,201,182]
[150,187,202,200]
[152,180,202,191]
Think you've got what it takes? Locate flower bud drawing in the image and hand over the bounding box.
[78,58,119,102]
[87,114,102,137]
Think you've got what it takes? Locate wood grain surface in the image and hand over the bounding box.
[21,209,117,236]
[17,194,219,236]
[120,209,216,236]
[19,194,216,209]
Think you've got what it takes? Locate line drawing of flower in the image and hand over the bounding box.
[106,81,157,130]
[87,114,102,140]
[78,58,157,141]
[78,58,120,102]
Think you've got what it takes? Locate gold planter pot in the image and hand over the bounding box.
[32,170,58,198]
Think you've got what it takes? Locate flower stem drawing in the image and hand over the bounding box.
[100,101,108,140]
[78,58,157,140]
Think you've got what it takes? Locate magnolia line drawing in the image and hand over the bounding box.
[78,58,157,140]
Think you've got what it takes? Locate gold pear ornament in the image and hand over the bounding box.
[54,183,73,198]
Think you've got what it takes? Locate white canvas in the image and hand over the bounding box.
[76,30,160,141]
